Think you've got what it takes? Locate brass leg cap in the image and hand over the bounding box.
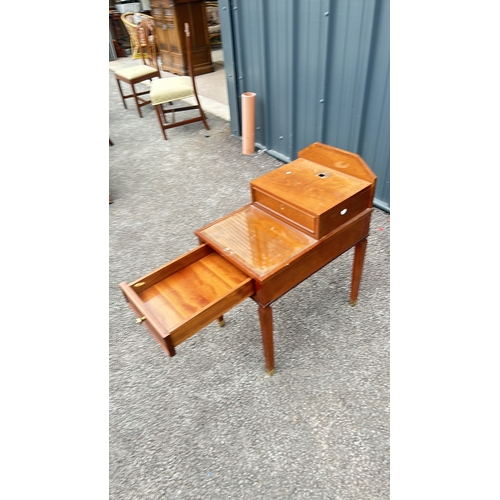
[266,369,275,376]
[349,299,357,306]
[218,319,225,327]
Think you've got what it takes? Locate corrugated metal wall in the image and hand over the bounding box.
[109,30,117,61]
[219,0,390,211]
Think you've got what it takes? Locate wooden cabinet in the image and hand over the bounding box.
[120,143,377,375]
[150,0,214,76]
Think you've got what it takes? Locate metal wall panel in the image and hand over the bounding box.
[219,0,390,210]
[109,30,117,61]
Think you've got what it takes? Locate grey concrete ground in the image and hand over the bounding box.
[109,61,390,499]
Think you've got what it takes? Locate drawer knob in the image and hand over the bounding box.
[136,316,147,324]
[340,208,347,215]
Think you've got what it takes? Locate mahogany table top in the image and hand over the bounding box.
[196,204,317,280]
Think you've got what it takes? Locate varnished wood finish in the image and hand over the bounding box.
[253,189,315,233]
[119,282,176,356]
[250,209,372,307]
[194,149,377,373]
[120,244,253,352]
[138,252,252,343]
[119,143,377,374]
[251,158,372,239]
[298,142,377,207]
[258,305,275,375]
[129,244,212,289]
[350,238,368,305]
[251,158,370,216]
[150,0,213,76]
[196,208,372,301]
[196,204,316,279]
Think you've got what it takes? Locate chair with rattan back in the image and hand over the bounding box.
[149,23,210,139]
[121,12,155,59]
[205,2,221,47]
[113,17,161,118]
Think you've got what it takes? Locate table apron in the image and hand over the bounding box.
[252,208,372,307]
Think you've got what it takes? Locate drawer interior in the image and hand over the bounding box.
[120,244,254,354]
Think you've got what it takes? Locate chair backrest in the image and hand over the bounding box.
[184,23,199,93]
[121,13,154,54]
[206,3,220,26]
[121,12,154,31]
[135,18,159,70]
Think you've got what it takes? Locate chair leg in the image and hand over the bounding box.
[131,83,143,118]
[194,94,210,131]
[153,99,210,139]
[155,104,168,140]
[116,79,127,110]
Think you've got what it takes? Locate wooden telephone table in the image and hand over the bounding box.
[119,143,377,374]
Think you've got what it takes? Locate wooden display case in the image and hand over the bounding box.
[119,143,377,375]
[150,0,214,76]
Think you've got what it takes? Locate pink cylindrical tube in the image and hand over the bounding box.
[241,92,256,155]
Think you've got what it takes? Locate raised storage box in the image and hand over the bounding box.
[250,148,374,240]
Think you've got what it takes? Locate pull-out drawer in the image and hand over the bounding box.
[119,244,254,356]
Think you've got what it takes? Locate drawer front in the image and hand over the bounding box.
[121,292,176,356]
[119,244,254,356]
[319,187,372,238]
[253,188,316,236]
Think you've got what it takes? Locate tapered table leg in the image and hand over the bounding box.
[350,238,367,306]
[258,305,275,375]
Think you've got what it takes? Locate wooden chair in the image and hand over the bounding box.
[149,23,210,140]
[121,12,155,59]
[113,16,160,118]
[206,2,222,47]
